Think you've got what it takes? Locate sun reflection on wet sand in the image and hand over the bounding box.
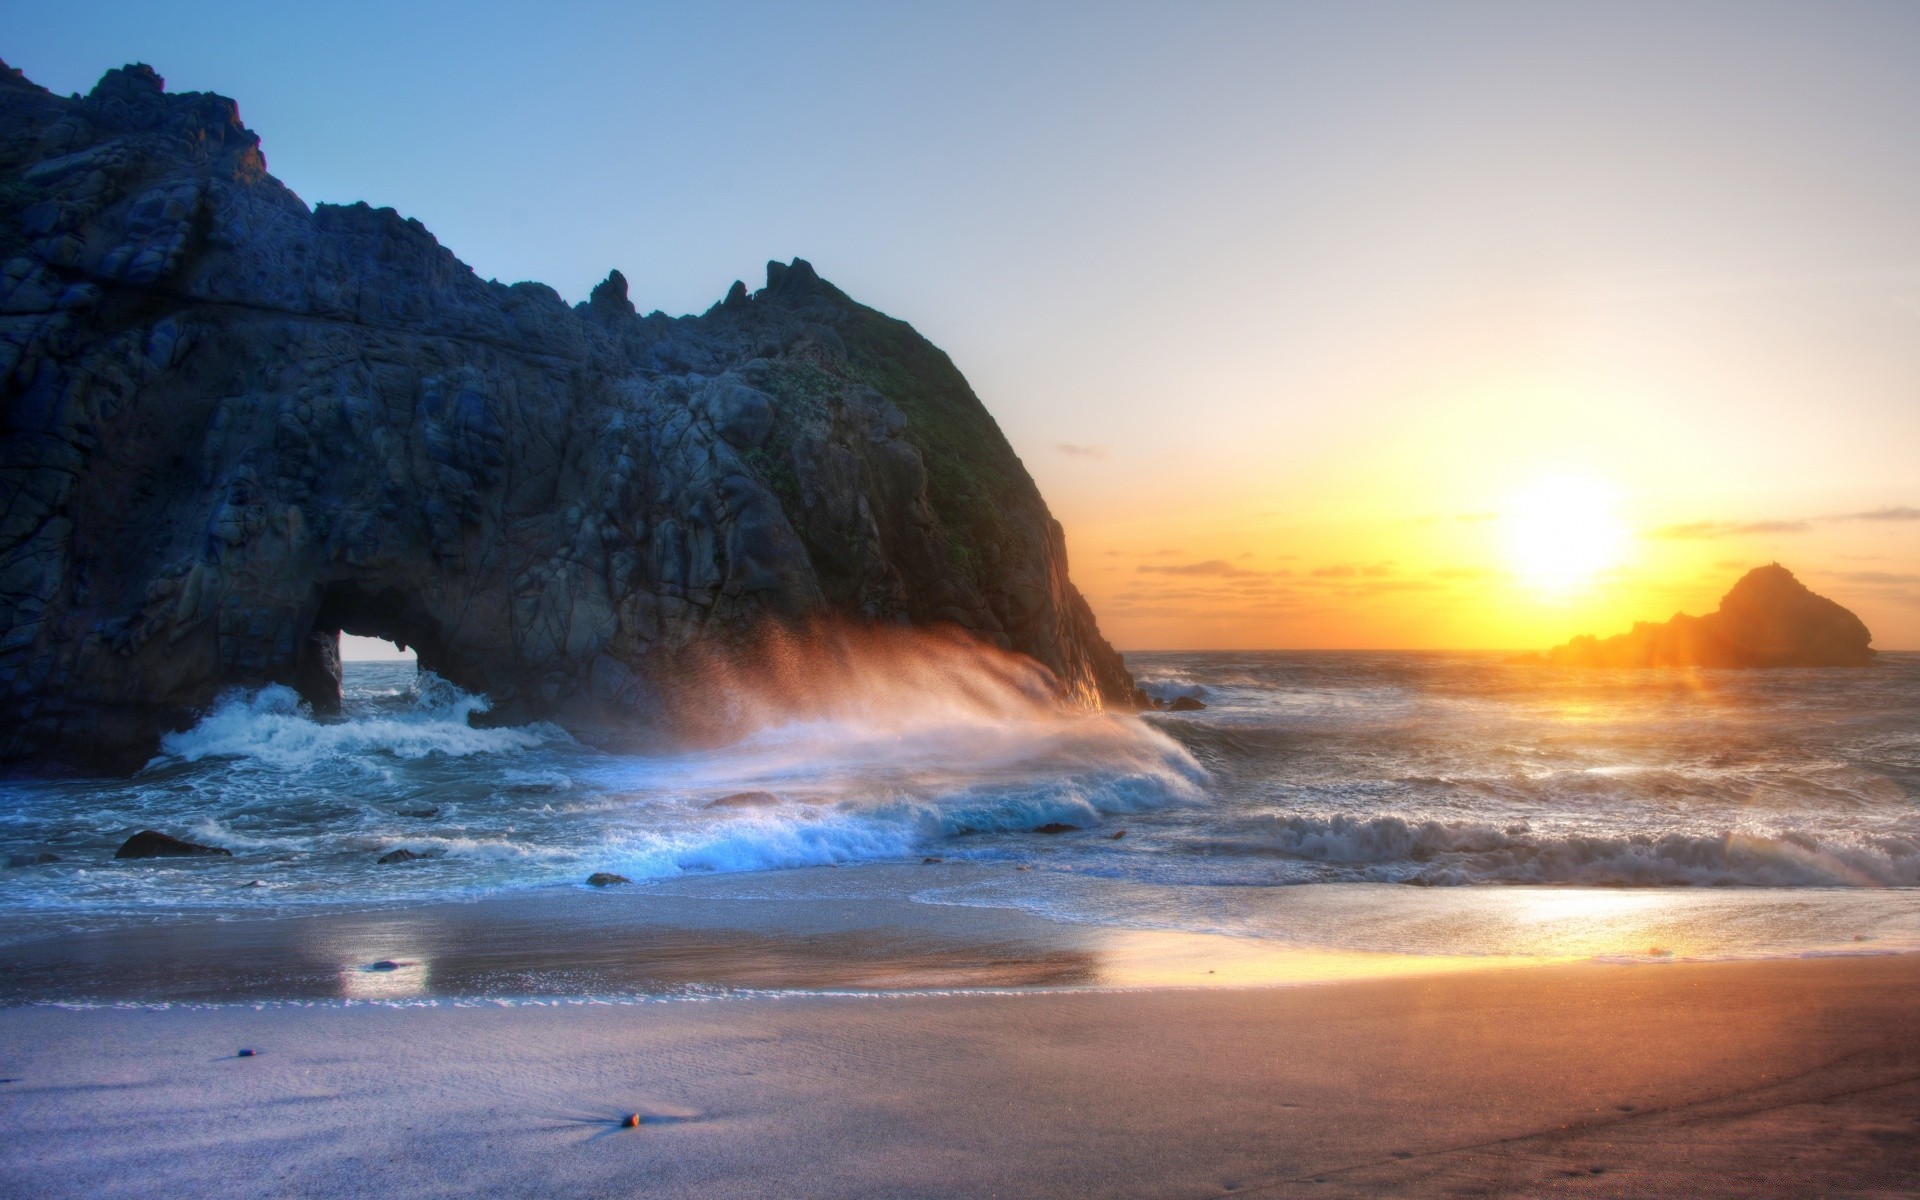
[339,957,431,1000]
[1089,929,1560,988]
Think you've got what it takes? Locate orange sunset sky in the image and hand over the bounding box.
[16,4,1920,651]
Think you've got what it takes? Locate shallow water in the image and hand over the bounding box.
[2,649,1917,969]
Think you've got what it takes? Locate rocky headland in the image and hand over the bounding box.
[0,61,1144,773]
[1533,564,1874,668]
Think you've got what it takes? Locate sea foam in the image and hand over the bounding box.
[155,674,556,769]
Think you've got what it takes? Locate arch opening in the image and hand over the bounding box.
[295,582,449,714]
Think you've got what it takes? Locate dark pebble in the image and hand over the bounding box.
[236,1049,257,1057]
[1109,830,1127,840]
[621,1113,641,1128]
[586,872,631,887]
[368,960,402,972]
[922,856,943,864]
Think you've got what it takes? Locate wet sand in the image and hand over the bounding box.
[2,953,1917,1198]
[0,877,1553,1004]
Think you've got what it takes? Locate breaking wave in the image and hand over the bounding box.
[155,673,558,768]
[1207,813,1920,887]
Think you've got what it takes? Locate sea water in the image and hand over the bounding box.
[2,648,1917,964]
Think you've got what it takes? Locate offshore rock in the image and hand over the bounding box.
[114,830,231,858]
[0,61,1145,772]
[1534,564,1874,668]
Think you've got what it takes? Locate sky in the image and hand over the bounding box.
[12,1,1920,650]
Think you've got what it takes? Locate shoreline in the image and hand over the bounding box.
[3,954,1917,1197]
[6,865,1918,1006]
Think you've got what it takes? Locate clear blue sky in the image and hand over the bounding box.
[12,3,1920,648]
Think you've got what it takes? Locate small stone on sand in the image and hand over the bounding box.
[1109,830,1127,840]
[922,856,943,864]
[586,872,631,887]
[236,1049,256,1057]
[621,1113,641,1128]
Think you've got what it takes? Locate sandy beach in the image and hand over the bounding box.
[3,952,1917,1198]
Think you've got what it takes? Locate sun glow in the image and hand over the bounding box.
[1501,475,1628,595]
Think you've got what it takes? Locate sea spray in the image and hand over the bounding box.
[0,632,1203,913]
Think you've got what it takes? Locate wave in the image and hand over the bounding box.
[154,673,558,769]
[1207,813,1920,887]
[1139,679,1208,705]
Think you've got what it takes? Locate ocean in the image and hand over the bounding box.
[3,648,1918,974]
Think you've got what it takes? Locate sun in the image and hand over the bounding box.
[1500,475,1627,595]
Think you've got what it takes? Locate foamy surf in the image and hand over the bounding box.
[0,631,1204,914]
[154,673,559,768]
[1,647,1916,949]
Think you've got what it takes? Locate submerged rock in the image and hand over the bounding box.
[586,871,631,886]
[376,847,431,864]
[1033,822,1079,834]
[114,830,231,859]
[1165,696,1206,712]
[0,60,1146,775]
[1533,564,1874,668]
[4,851,60,867]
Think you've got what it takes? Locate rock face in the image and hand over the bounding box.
[1537,564,1874,668]
[0,62,1145,773]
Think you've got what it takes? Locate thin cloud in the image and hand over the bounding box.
[1829,570,1920,585]
[1650,520,1811,540]
[1838,506,1920,522]
[1137,559,1268,579]
[1310,562,1396,578]
[1054,443,1108,460]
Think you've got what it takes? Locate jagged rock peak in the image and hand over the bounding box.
[587,268,635,319]
[0,60,1145,773]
